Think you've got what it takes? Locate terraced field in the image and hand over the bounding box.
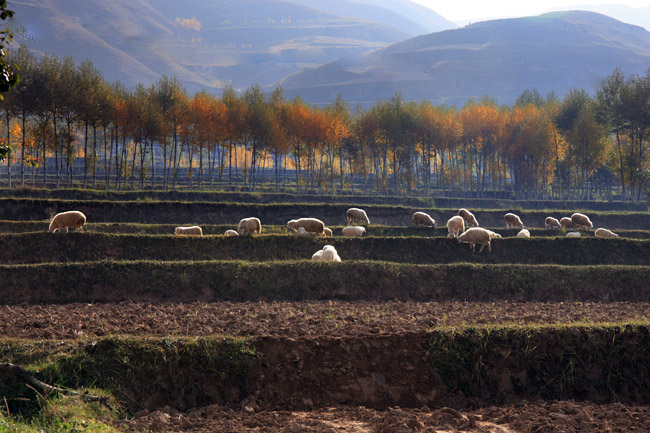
[1,189,650,432]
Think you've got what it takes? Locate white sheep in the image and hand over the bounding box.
[175,226,203,236]
[238,217,262,235]
[287,218,325,235]
[486,230,502,239]
[504,213,524,229]
[296,227,311,236]
[560,217,575,230]
[447,215,465,239]
[323,227,333,237]
[346,208,370,225]
[321,245,341,262]
[595,228,619,238]
[412,212,436,228]
[566,231,581,238]
[311,250,324,261]
[545,217,561,230]
[48,211,86,233]
[457,227,492,253]
[224,229,239,236]
[571,213,593,230]
[458,208,478,227]
[342,226,366,237]
[517,229,531,238]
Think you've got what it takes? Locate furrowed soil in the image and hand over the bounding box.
[2,301,649,340]
[3,301,650,432]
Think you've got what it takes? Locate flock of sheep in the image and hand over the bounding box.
[444,208,619,253]
[47,205,619,259]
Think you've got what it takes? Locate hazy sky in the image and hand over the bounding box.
[412,0,650,23]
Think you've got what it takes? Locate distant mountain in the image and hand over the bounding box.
[289,0,456,35]
[550,5,650,32]
[281,11,650,105]
[11,0,411,91]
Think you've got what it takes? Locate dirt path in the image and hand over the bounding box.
[116,401,650,432]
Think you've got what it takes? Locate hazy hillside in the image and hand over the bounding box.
[281,11,650,105]
[289,0,456,35]
[551,4,650,31]
[11,0,411,91]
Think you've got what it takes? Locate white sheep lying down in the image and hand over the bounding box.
[175,226,203,236]
[342,226,366,237]
[49,211,86,233]
[224,229,239,236]
[517,229,531,238]
[346,208,370,225]
[566,231,581,238]
[312,245,341,262]
[238,217,262,235]
[595,228,619,238]
[457,227,492,253]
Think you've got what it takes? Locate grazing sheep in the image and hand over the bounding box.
[412,212,436,228]
[447,215,465,239]
[504,212,524,229]
[595,228,619,238]
[287,218,325,235]
[346,208,370,225]
[48,211,86,233]
[323,227,333,237]
[224,229,239,236]
[238,217,262,235]
[571,213,593,230]
[517,229,531,238]
[486,230,502,239]
[458,208,478,227]
[175,226,203,236]
[566,231,581,238]
[545,217,561,230]
[560,217,575,230]
[457,227,492,253]
[321,245,342,262]
[342,226,366,237]
[311,250,324,261]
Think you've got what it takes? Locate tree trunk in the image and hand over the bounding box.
[6,110,11,189]
[21,108,26,187]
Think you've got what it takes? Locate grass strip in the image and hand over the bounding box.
[2,232,650,266]
[1,260,649,304]
[0,197,648,228]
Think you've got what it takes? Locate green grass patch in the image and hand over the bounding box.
[2,197,649,229]
[2,232,650,266]
[428,324,650,402]
[2,260,649,304]
[0,336,259,417]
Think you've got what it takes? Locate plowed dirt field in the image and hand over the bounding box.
[1,300,649,339]
[4,301,650,432]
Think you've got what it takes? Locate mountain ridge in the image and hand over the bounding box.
[281,11,650,105]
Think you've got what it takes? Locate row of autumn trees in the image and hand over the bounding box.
[2,47,650,200]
